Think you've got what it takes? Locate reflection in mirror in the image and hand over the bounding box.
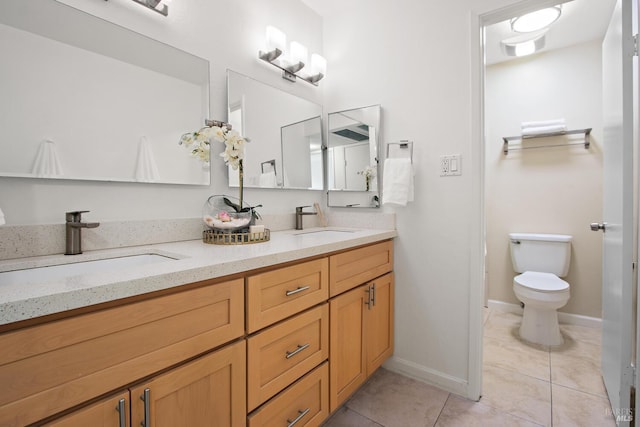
[327,105,381,208]
[0,1,210,185]
[227,70,323,190]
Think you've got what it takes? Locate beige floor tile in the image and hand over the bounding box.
[483,335,550,381]
[483,310,524,341]
[346,368,449,427]
[322,407,383,427]
[550,351,607,397]
[559,323,602,348]
[552,384,616,427]
[435,394,543,427]
[550,332,601,364]
[481,365,552,426]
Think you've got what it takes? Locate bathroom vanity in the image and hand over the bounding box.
[0,228,395,426]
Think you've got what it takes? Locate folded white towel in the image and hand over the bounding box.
[521,118,566,129]
[135,136,160,182]
[522,124,567,136]
[32,139,64,177]
[259,171,277,188]
[0,207,5,226]
[382,158,414,206]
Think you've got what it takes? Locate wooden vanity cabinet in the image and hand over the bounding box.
[42,391,130,427]
[0,278,245,427]
[329,273,394,412]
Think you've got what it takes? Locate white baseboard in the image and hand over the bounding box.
[383,356,471,398]
[487,299,602,328]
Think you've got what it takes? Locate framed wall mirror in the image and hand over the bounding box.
[327,105,381,208]
[0,0,210,185]
[226,70,324,190]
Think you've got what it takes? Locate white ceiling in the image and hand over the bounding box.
[485,0,616,65]
[301,0,617,66]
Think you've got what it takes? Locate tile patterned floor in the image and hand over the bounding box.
[323,308,616,427]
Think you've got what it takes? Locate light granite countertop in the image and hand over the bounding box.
[0,227,396,326]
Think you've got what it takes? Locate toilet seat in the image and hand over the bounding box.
[514,271,569,293]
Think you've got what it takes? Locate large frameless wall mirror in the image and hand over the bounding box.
[226,70,323,190]
[327,105,381,208]
[0,0,210,185]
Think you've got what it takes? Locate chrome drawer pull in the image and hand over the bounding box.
[116,398,126,427]
[285,343,310,359]
[286,286,310,296]
[287,408,310,427]
[140,388,150,427]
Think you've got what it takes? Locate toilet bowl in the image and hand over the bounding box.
[513,271,570,345]
[509,233,572,346]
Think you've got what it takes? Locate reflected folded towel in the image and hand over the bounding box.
[382,158,414,206]
[135,136,160,182]
[259,171,277,188]
[521,119,566,129]
[32,139,64,177]
[0,208,5,226]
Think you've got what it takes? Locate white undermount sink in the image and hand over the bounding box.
[0,254,176,286]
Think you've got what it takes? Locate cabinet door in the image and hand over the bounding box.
[131,340,246,427]
[365,273,394,376]
[329,284,367,412]
[43,391,129,427]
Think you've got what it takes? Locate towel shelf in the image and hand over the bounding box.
[502,128,591,155]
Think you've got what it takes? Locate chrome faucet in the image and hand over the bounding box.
[65,211,100,255]
[295,206,317,230]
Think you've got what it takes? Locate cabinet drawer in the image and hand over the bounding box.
[247,258,328,333]
[329,240,393,297]
[0,279,244,427]
[247,304,329,411]
[248,362,328,427]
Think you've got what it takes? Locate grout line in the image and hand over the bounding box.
[431,393,452,427]
[549,348,554,427]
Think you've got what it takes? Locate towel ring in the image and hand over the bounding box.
[386,140,413,163]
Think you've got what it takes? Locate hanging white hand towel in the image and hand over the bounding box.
[0,207,5,226]
[382,158,414,206]
[135,136,160,182]
[259,171,277,187]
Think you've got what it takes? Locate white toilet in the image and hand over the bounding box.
[509,233,572,346]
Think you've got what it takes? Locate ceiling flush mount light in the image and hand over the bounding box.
[501,30,547,57]
[510,5,561,33]
[258,26,326,86]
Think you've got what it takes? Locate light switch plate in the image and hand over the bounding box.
[440,155,461,176]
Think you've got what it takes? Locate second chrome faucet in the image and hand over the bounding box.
[295,206,317,230]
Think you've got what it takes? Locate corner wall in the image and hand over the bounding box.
[485,42,604,318]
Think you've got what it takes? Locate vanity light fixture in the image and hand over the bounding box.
[501,30,547,57]
[258,26,326,86]
[510,5,561,33]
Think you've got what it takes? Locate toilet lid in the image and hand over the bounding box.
[514,271,569,292]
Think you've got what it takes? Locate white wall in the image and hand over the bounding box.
[485,42,603,318]
[0,0,325,225]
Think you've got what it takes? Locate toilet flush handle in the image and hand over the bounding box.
[590,222,606,232]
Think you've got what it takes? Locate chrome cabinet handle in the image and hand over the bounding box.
[116,398,126,427]
[140,388,150,427]
[285,343,310,359]
[590,222,606,232]
[287,408,310,427]
[371,283,376,307]
[286,286,310,296]
[365,286,372,309]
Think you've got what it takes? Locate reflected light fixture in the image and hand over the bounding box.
[510,5,561,33]
[128,0,170,16]
[258,26,326,86]
[501,30,547,57]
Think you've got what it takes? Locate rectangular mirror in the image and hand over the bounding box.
[327,105,381,208]
[0,0,210,185]
[227,70,323,190]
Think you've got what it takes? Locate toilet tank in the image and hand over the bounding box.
[509,233,572,277]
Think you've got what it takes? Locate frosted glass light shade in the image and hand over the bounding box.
[266,26,286,53]
[511,6,561,33]
[310,53,327,76]
[290,41,308,65]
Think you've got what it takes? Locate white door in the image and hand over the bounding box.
[599,0,636,423]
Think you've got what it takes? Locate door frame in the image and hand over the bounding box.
[467,0,602,401]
